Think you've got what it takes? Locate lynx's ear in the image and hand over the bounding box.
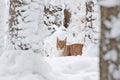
[64,37,67,42]
[57,37,59,42]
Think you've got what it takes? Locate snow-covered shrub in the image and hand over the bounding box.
[0,50,51,75]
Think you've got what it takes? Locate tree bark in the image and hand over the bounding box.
[100,3,120,80]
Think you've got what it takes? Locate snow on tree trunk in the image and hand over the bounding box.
[7,0,31,50]
[100,0,120,80]
[83,0,98,44]
[44,0,63,27]
[5,0,51,56]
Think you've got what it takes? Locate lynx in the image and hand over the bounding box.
[56,37,84,56]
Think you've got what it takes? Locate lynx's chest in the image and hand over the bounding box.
[57,49,64,56]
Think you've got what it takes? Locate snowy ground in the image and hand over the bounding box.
[44,55,99,80]
[0,50,99,80]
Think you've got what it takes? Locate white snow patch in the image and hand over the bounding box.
[113,68,120,79]
[0,50,67,80]
[44,56,99,80]
[99,0,120,8]
[110,16,120,38]
[0,50,51,75]
[104,49,117,62]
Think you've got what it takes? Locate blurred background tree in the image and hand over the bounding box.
[100,0,120,80]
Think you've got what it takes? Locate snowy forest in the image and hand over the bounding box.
[0,0,119,80]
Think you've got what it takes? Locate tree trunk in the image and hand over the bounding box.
[63,8,71,28]
[7,0,31,50]
[100,2,120,80]
[44,4,63,27]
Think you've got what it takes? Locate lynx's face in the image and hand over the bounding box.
[56,37,66,51]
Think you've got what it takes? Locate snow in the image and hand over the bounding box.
[113,67,120,79]
[0,0,7,54]
[104,49,117,62]
[108,64,120,80]
[0,50,67,80]
[99,0,120,8]
[44,56,99,80]
[0,50,51,75]
[110,15,120,38]
[22,0,31,4]
[0,0,100,80]
[0,50,99,80]
[104,13,120,38]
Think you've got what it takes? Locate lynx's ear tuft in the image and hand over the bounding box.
[64,37,67,42]
[57,37,59,42]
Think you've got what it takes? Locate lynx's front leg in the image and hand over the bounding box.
[63,46,70,56]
